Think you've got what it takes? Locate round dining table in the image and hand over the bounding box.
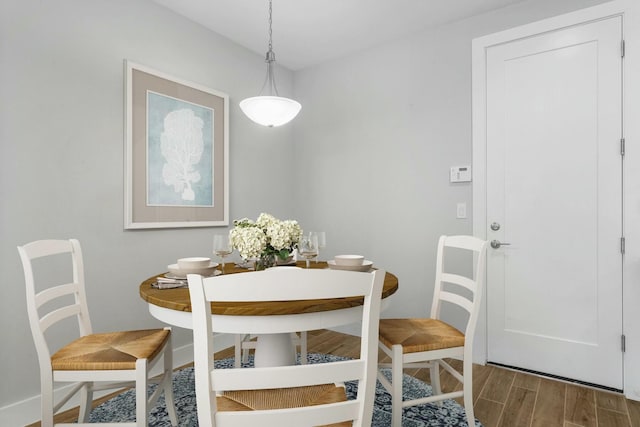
[139,261,399,366]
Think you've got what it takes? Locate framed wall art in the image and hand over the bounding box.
[124,60,229,229]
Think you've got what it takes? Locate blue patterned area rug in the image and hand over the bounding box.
[90,353,482,426]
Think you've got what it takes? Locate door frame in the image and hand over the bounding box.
[471,0,640,398]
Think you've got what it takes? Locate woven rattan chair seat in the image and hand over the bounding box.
[218,383,350,426]
[51,329,171,370]
[379,318,465,354]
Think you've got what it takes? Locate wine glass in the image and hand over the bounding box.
[309,231,326,263]
[213,234,232,273]
[298,233,319,268]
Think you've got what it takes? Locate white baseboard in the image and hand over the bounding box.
[0,334,234,426]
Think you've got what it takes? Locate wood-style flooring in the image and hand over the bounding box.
[303,330,640,427]
[27,329,640,427]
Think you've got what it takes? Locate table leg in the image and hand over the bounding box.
[254,333,296,367]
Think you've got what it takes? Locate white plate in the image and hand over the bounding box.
[167,262,219,278]
[165,269,221,279]
[326,260,373,272]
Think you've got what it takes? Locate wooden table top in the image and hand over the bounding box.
[139,261,398,316]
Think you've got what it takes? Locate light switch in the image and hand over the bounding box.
[450,166,472,183]
[457,202,467,219]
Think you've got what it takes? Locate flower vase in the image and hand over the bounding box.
[255,253,277,271]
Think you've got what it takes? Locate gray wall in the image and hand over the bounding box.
[0,0,620,420]
[0,0,297,412]
[292,0,612,323]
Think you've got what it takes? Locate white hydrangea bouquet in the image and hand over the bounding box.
[229,213,303,269]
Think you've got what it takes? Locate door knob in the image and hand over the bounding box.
[490,240,511,249]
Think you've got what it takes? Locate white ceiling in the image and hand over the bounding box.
[150,0,527,70]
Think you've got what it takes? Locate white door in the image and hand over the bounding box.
[485,16,623,389]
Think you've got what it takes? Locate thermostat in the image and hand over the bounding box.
[450,166,471,183]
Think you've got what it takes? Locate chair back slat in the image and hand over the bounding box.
[443,234,487,252]
[215,400,362,427]
[440,273,476,293]
[198,267,377,302]
[212,359,365,391]
[39,305,82,333]
[189,267,385,427]
[439,291,473,314]
[20,239,74,259]
[34,283,85,334]
[35,282,78,308]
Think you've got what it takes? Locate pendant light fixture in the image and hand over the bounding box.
[239,0,301,127]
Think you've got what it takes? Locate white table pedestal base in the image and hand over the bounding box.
[254,333,296,367]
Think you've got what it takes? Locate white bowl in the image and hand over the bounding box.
[334,255,365,266]
[327,260,373,272]
[177,257,211,269]
[168,262,218,278]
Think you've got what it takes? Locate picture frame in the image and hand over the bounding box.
[124,60,229,229]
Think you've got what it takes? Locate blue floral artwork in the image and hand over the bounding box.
[147,91,214,207]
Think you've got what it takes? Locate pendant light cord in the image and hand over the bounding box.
[261,0,278,97]
[268,0,273,53]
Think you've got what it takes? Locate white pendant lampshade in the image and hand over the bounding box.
[240,96,301,127]
[240,0,301,127]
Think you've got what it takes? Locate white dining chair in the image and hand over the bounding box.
[188,267,385,426]
[18,239,177,427]
[377,235,488,427]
